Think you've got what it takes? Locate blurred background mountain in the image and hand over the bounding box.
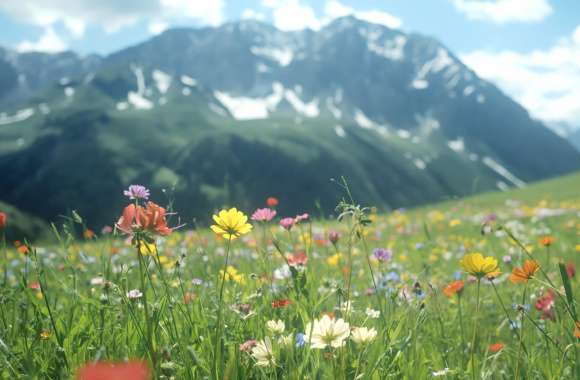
[0,9,579,238]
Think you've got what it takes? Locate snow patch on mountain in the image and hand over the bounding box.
[367,35,406,61]
[251,46,294,66]
[448,138,465,152]
[127,65,154,110]
[483,157,525,188]
[180,75,197,86]
[334,125,346,138]
[153,69,171,94]
[354,109,377,129]
[0,108,35,125]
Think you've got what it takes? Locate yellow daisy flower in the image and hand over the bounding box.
[460,253,500,279]
[211,208,252,240]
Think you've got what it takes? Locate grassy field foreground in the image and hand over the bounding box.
[0,174,579,379]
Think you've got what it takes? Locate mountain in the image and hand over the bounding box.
[0,16,579,231]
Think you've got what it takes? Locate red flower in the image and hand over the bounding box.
[535,290,556,321]
[266,197,279,207]
[566,262,576,279]
[29,282,41,290]
[0,212,6,229]
[272,299,291,308]
[116,202,172,236]
[287,252,308,266]
[76,361,149,380]
[488,342,505,353]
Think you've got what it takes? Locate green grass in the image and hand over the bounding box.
[0,173,578,379]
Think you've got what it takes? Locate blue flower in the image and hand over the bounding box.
[295,333,306,347]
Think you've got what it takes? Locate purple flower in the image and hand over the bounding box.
[251,208,277,222]
[123,185,150,200]
[373,248,392,262]
[280,217,295,230]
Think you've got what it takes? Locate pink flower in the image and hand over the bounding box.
[240,339,258,352]
[295,213,310,222]
[288,252,308,266]
[280,217,295,230]
[251,208,277,222]
[328,230,340,244]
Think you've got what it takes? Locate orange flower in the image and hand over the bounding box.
[539,236,555,247]
[509,260,540,284]
[443,280,465,298]
[575,321,580,339]
[488,342,505,353]
[76,360,149,380]
[116,202,171,236]
[266,197,279,207]
[83,229,95,239]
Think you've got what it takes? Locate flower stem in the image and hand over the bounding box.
[470,279,481,380]
[136,239,156,372]
[514,283,527,379]
[213,237,232,379]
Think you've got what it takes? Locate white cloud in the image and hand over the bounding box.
[262,0,321,31]
[452,0,552,23]
[17,27,68,53]
[461,25,580,130]
[0,0,224,39]
[241,9,266,21]
[324,1,402,29]
[148,21,169,35]
[262,0,402,31]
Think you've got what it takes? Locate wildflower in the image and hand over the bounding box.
[210,208,252,240]
[266,320,285,334]
[326,253,340,266]
[251,208,277,222]
[138,242,157,256]
[127,289,143,300]
[365,307,380,319]
[305,314,350,349]
[287,252,308,266]
[488,342,505,353]
[0,212,6,229]
[77,360,149,380]
[373,248,392,262]
[240,340,258,352]
[295,213,310,222]
[279,217,295,230]
[272,299,291,308]
[443,280,465,298]
[251,337,276,367]
[339,301,353,314]
[509,260,540,284]
[219,266,246,285]
[266,197,279,207]
[101,225,113,234]
[460,253,500,279]
[15,241,29,255]
[40,331,51,340]
[83,229,95,239]
[502,255,512,264]
[566,262,576,278]
[328,230,340,244]
[539,236,555,247]
[273,265,291,280]
[535,290,556,320]
[575,321,580,338]
[116,202,172,236]
[351,327,377,344]
[295,333,306,347]
[123,185,150,200]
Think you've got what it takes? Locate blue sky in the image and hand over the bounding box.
[0,0,579,130]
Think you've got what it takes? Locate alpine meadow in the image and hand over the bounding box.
[0,2,579,379]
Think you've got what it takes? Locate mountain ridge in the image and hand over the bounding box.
[0,16,579,231]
